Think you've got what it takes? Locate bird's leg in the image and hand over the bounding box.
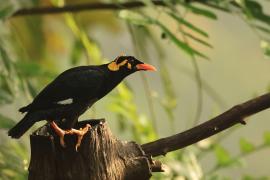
[50,121,67,147]
[50,121,91,151]
[66,124,91,151]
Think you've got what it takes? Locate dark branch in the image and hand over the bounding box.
[142,93,270,157]
[12,0,232,17]
[12,1,166,17]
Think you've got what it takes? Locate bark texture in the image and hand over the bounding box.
[28,119,159,180]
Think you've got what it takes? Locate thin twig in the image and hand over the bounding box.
[140,73,159,133]
[141,93,270,157]
[169,62,227,109]
[174,9,203,126]
[127,24,159,134]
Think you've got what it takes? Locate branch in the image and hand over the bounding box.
[12,1,166,17]
[12,0,232,17]
[142,93,270,157]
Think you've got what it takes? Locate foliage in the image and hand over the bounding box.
[0,0,270,179]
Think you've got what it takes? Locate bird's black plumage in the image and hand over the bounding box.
[8,56,156,138]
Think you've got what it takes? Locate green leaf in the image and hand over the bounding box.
[255,25,270,34]
[118,10,153,26]
[192,48,210,59]
[260,40,270,58]
[263,131,270,145]
[239,138,255,153]
[189,6,217,20]
[0,74,13,94]
[214,145,231,166]
[155,20,209,59]
[179,2,217,20]
[0,4,15,19]
[184,32,213,48]
[0,91,13,105]
[0,114,16,129]
[167,12,209,37]
[244,0,270,26]
[0,75,13,104]
[0,45,13,72]
[157,21,192,56]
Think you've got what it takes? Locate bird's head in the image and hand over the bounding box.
[107,56,156,73]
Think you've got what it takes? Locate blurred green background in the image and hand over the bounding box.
[0,0,270,179]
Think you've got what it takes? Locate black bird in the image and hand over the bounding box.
[8,55,156,150]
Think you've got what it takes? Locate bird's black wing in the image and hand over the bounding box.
[23,66,105,112]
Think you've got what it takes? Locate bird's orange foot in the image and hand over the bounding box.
[50,122,91,151]
[66,124,91,151]
[50,121,67,148]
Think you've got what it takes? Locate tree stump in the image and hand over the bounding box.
[28,119,162,180]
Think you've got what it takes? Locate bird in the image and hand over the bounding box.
[8,55,156,150]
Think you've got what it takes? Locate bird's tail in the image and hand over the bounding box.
[8,113,36,138]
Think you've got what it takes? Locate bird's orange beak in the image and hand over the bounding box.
[136,63,157,71]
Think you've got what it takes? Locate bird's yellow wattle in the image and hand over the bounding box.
[108,59,128,71]
[108,62,119,71]
[127,63,132,69]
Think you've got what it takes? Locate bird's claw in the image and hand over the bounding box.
[50,121,66,148]
[72,124,91,151]
[59,134,66,148]
[51,122,91,151]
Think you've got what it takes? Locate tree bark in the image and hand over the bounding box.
[28,119,162,180]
